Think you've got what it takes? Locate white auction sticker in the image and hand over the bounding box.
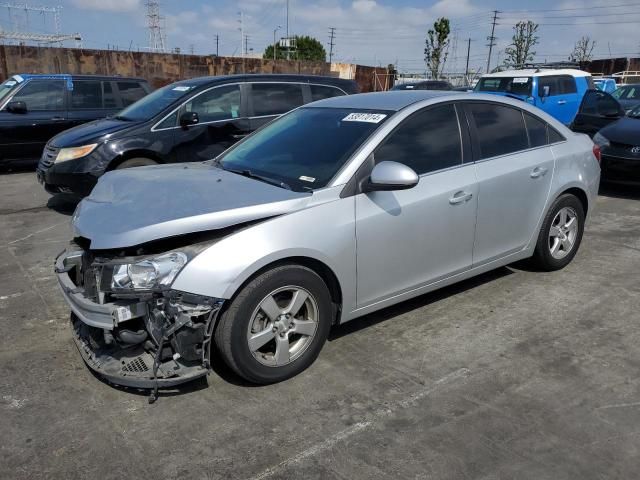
[299,175,316,182]
[172,86,192,91]
[512,77,529,84]
[342,113,387,123]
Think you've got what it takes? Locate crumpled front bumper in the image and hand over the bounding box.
[55,249,223,390]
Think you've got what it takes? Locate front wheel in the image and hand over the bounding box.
[214,264,333,384]
[530,194,585,271]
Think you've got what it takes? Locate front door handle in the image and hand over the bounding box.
[51,116,65,121]
[231,133,249,139]
[530,166,548,178]
[449,191,473,205]
[557,100,567,105]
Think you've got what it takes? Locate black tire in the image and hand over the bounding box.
[530,193,585,271]
[115,157,157,169]
[214,264,333,384]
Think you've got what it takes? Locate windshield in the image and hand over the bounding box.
[217,107,391,192]
[475,76,532,96]
[116,83,197,121]
[0,78,20,103]
[613,86,640,100]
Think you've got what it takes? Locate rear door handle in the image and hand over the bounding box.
[530,166,548,178]
[449,191,473,205]
[557,100,567,105]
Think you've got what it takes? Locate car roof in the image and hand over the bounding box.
[308,90,453,111]
[11,73,146,82]
[170,74,357,89]
[482,68,590,78]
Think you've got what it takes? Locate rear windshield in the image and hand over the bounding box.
[218,107,390,192]
[475,77,533,96]
[115,82,198,121]
[0,78,20,103]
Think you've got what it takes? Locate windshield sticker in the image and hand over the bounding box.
[172,86,192,91]
[299,175,316,183]
[512,77,529,84]
[4,80,16,87]
[13,75,23,83]
[342,113,387,123]
[405,85,414,89]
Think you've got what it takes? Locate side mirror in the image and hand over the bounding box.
[365,161,419,192]
[6,101,27,114]
[541,86,550,98]
[180,111,199,127]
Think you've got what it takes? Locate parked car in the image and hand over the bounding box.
[591,104,640,185]
[392,80,453,90]
[571,89,626,138]
[611,83,640,113]
[55,91,600,394]
[37,74,358,195]
[594,78,617,94]
[474,69,595,125]
[0,74,150,166]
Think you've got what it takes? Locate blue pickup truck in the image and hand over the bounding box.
[474,69,595,125]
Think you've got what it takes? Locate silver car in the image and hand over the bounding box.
[55,91,600,396]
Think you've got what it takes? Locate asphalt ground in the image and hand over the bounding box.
[1,170,639,479]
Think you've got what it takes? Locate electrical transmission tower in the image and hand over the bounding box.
[486,10,500,73]
[0,3,82,47]
[146,1,167,53]
[328,27,336,63]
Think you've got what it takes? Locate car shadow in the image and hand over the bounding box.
[46,193,81,215]
[329,266,514,341]
[599,182,640,201]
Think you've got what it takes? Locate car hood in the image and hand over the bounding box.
[50,118,141,147]
[600,116,640,144]
[73,163,312,249]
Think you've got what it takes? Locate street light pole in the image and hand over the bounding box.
[273,25,281,61]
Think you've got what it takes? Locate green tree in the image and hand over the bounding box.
[264,35,326,61]
[424,17,451,79]
[504,20,539,68]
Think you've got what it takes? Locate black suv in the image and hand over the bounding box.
[0,74,150,166]
[37,74,358,196]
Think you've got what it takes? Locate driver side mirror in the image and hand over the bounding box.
[6,100,27,114]
[180,111,199,127]
[364,161,419,192]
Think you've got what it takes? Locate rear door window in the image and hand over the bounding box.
[10,80,65,111]
[523,112,548,148]
[251,83,304,116]
[117,81,148,106]
[71,80,103,109]
[310,84,344,101]
[375,104,462,175]
[467,103,529,159]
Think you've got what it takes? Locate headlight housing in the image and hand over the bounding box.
[56,143,98,163]
[593,132,610,149]
[111,252,188,291]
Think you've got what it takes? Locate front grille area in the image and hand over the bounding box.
[39,145,59,169]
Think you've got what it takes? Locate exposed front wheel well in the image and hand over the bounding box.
[107,151,164,171]
[230,257,343,324]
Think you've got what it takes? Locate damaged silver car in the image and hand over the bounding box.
[56,91,600,398]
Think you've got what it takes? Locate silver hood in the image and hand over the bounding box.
[73,162,311,249]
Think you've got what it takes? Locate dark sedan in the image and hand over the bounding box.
[592,104,640,185]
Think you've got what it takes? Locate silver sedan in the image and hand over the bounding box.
[56,91,600,392]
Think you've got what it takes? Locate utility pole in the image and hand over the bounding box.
[244,34,249,57]
[273,25,281,61]
[285,0,290,60]
[238,10,244,57]
[486,10,499,74]
[465,38,471,84]
[328,27,336,63]
[214,34,219,56]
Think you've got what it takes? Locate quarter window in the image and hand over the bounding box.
[468,103,529,159]
[310,84,344,101]
[538,75,577,96]
[523,112,548,148]
[11,80,65,111]
[184,84,241,122]
[117,81,147,106]
[251,83,304,116]
[375,104,462,175]
[71,80,103,109]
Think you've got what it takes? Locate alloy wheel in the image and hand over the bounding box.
[548,207,579,260]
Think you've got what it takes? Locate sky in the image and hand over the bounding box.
[0,0,638,74]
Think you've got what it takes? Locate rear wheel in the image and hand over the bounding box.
[531,194,585,271]
[214,264,333,384]
[115,157,157,169]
